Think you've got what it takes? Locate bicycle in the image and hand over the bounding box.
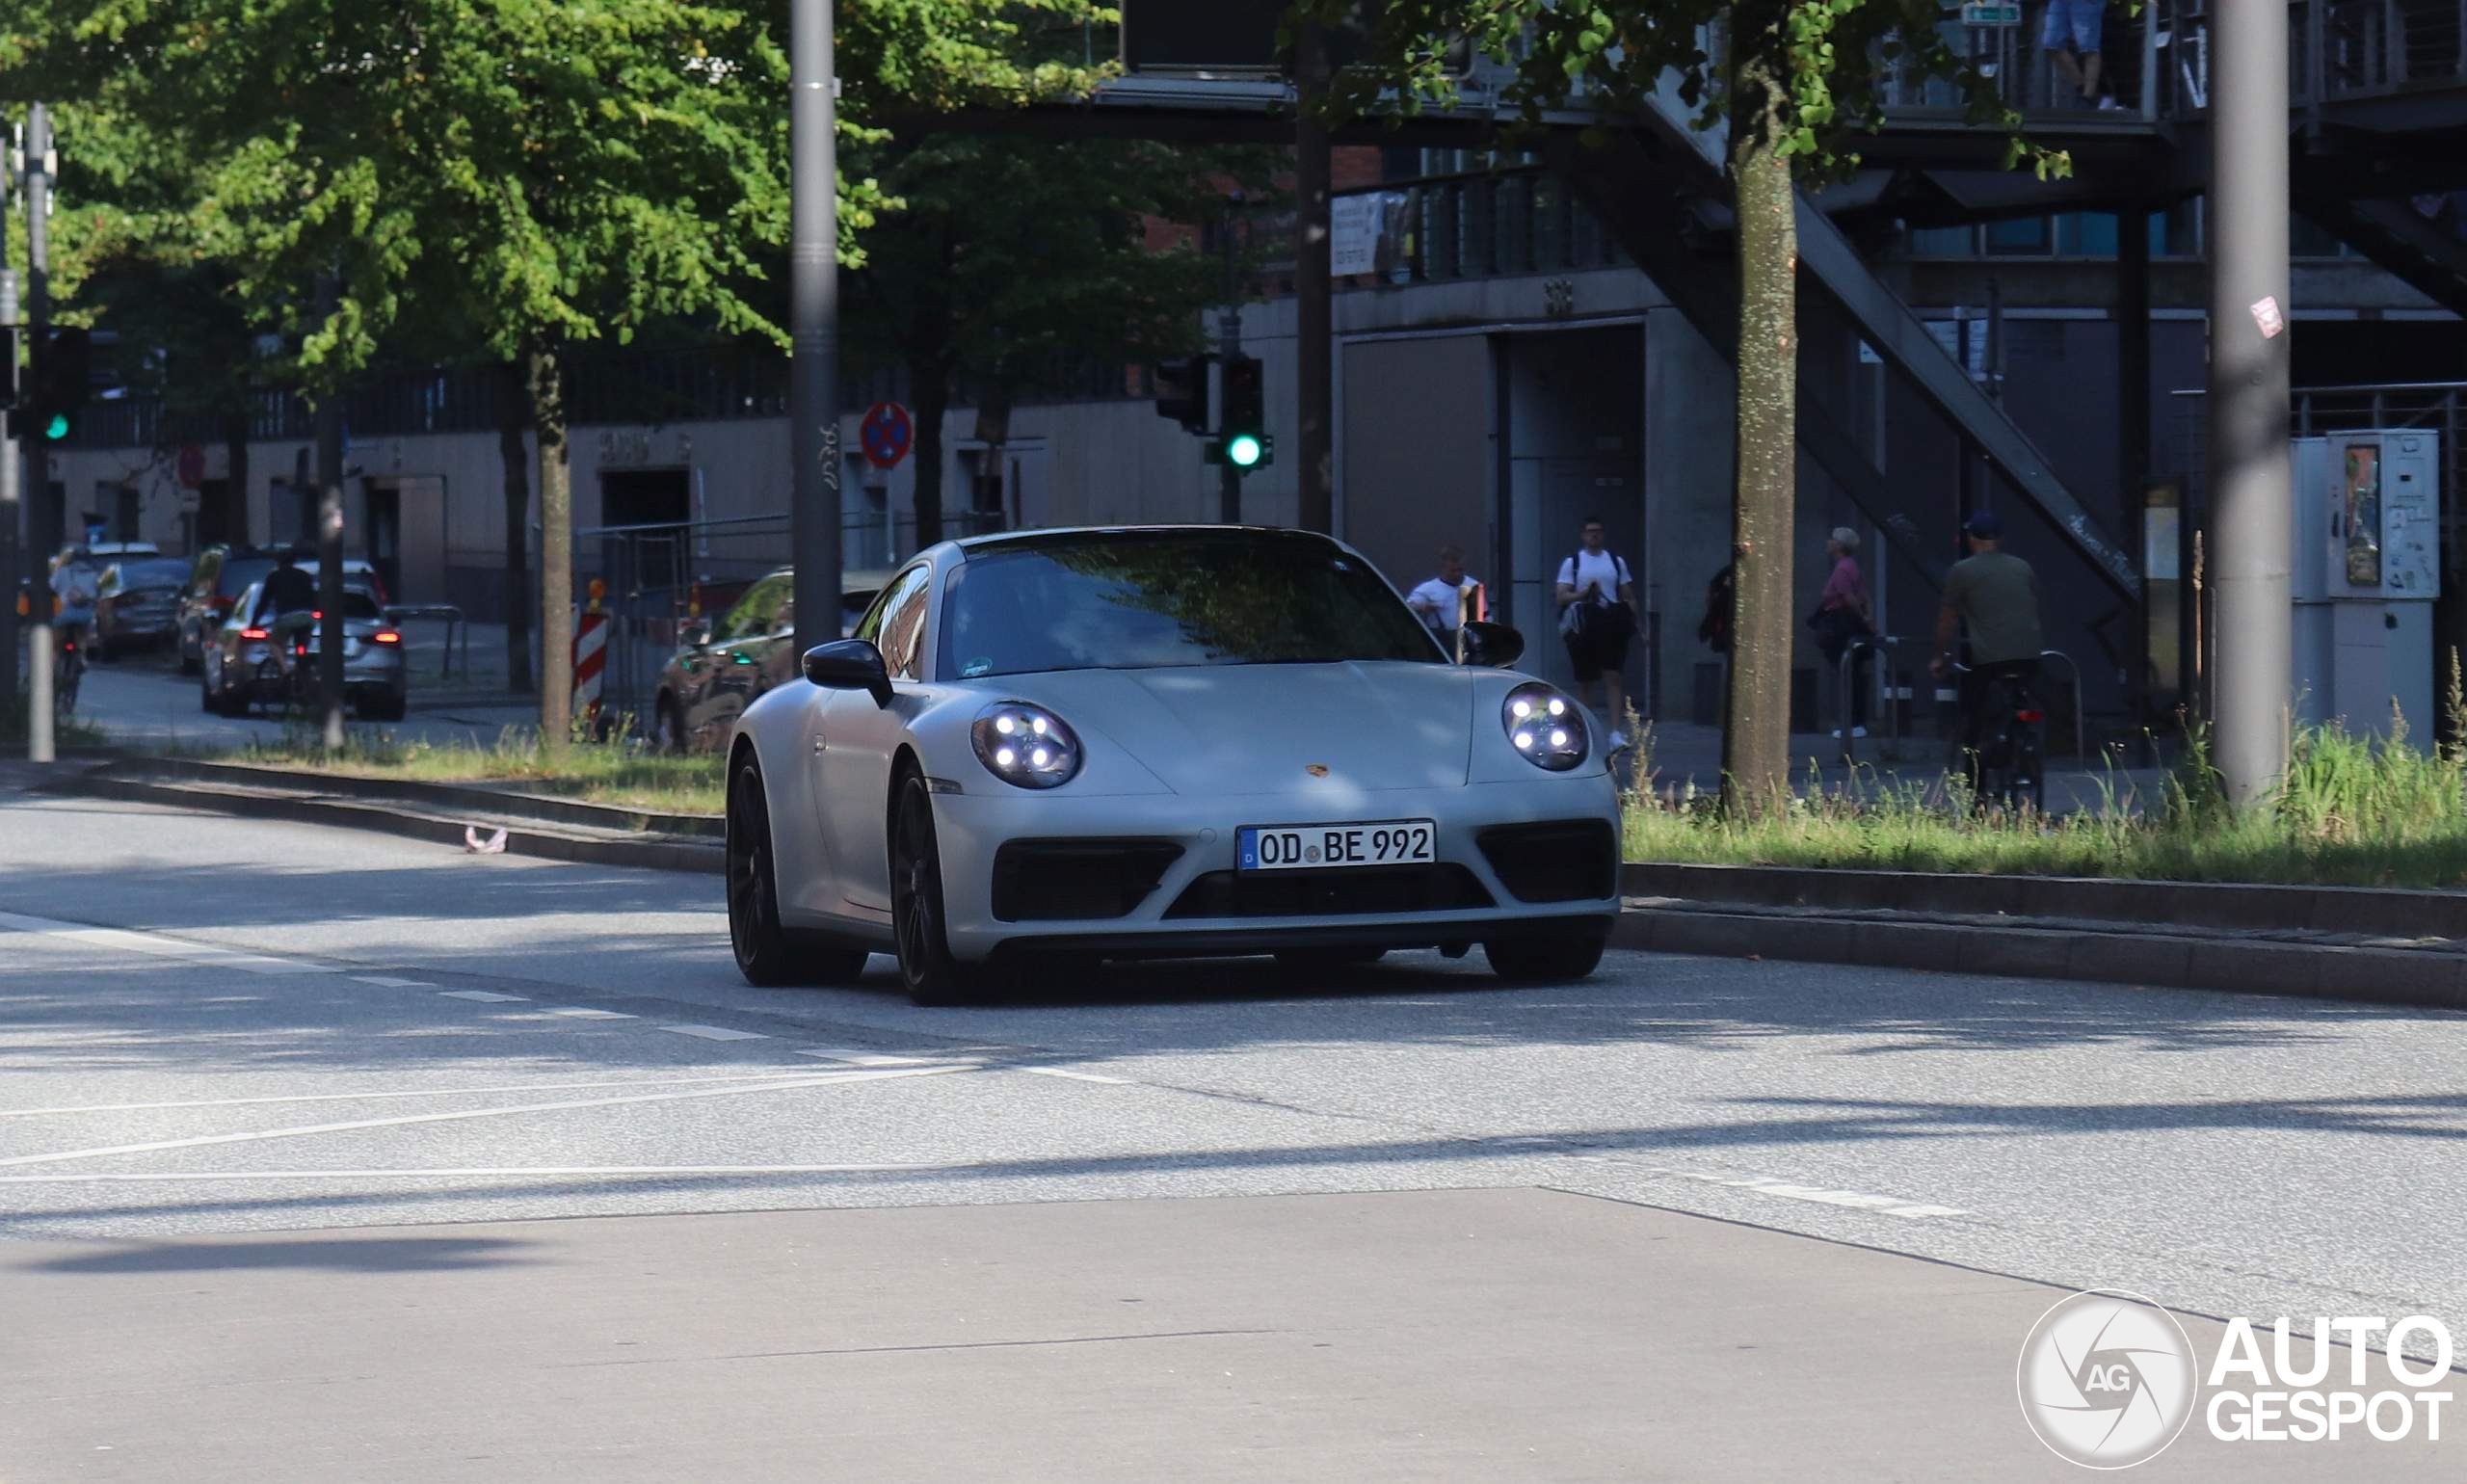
[1951,662,2047,815]
[52,623,87,721]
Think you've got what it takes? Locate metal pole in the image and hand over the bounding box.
[0,128,17,715]
[1218,195,1243,525]
[2119,208,2153,725]
[2209,0,2294,808]
[314,272,347,752]
[1295,16,1334,535]
[788,0,843,662]
[25,103,53,762]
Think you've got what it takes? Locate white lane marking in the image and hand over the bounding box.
[794,1047,972,1068]
[438,990,528,1003]
[0,1073,836,1119]
[352,975,436,988]
[659,1023,768,1042]
[0,1163,937,1183]
[1631,1164,1970,1220]
[0,911,328,976]
[0,1067,967,1170]
[543,1007,634,1020]
[1016,1067,1129,1085]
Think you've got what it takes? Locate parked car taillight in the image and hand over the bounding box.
[240,626,270,641]
[371,630,402,645]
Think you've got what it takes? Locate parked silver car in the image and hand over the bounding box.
[201,579,408,720]
[93,556,197,659]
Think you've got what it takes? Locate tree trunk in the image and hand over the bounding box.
[1719,29,1799,816]
[221,413,251,547]
[497,360,535,694]
[531,344,573,755]
[909,359,951,550]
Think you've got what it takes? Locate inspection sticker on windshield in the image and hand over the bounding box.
[1239,820,1438,871]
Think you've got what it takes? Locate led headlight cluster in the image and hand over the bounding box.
[1501,682,1588,771]
[970,701,1083,789]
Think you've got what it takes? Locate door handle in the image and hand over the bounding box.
[810,733,827,756]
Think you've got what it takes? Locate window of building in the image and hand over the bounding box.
[1983,215,2054,255]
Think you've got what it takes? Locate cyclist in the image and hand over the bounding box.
[45,555,99,715]
[1930,511,2045,795]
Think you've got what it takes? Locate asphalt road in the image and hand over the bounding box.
[66,649,536,749]
[4,780,2464,1479]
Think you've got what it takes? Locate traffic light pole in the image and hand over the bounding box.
[24,103,52,763]
[1,124,18,715]
[788,0,843,663]
[1218,198,1242,525]
[1293,16,1334,536]
[314,272,347,755]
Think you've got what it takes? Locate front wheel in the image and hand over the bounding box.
[891,772,994,1006]
[1483,931,1606,983]
[728,758,867,988]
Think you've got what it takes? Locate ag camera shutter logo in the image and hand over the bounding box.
[2017,1290,2198,1469]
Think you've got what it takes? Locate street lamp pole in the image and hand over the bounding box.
[24,103,52,763]
[2208,0,2294,808]
[0,117,18,714]
[789,0,843,662]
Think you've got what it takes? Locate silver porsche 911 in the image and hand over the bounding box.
[724,525,1623,1004]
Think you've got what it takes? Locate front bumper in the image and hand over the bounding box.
[931,775,1621,964]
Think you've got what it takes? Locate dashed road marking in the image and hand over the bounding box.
[0,1066,968,1170]
[544,1007,634,1020]
[352,975,436,988]
[1017,1066,1129,1085]
[794,1047,970,1068]
[0,1072,827,1119]
[0,912,330,975]
[1594,1161,1970,1220]
[659,1023,769,1042]
[0,1162,936,1183]
[438,990,528,1003]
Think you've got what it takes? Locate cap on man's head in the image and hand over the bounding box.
[1830,526,1860,551]
[1963,511,2004,540]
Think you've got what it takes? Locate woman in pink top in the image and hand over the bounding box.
[1812,527,1876,736]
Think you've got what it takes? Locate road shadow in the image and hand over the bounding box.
[11,1233,538,1276]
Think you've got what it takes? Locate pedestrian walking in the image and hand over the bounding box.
[1809,527,1876,738]
[1555,516,1639,748]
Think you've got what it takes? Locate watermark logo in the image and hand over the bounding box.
[2017,1290,2199,1469]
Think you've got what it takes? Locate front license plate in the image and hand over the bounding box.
[1238,819,1439,872]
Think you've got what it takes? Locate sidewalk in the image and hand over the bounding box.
[1635,718,2170,812]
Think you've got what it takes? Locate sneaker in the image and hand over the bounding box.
[1852,726,1869,739]
[2096,95,2123,112]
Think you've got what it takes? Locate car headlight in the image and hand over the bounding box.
[1501,682,1589,771]
[970,701,1083,789]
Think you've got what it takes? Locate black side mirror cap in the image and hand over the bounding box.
[803,639,893,706]
[1458,620,1525,669]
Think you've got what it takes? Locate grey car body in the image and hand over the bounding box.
[201,577,408,720]
[724,527,1623,1003]
[652,566,894,752]
[93,557,197,657]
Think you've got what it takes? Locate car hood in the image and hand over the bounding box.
[995,662,1474,795]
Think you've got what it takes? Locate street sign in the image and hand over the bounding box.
[861,401,913,469]
[1331,195,1379,277]
[176,443,206,489]
[1960,1,2022,23]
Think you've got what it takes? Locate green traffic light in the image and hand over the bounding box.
[1226,433,1263,468]
[43,412,68,441]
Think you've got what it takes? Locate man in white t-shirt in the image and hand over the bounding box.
[1405,544,1481,655]
[1554,516,1638,746]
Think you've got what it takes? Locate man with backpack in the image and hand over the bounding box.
[1555,516,1639,748]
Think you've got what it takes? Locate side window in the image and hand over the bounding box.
[875,567,934,681]
[854,564,927,648]
[716,575,786,644]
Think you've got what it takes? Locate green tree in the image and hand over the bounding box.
[850,135,1271,548]
[12,0,1102,748]
[1304,0,2056,810]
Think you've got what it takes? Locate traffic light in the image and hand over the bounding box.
[1207,353,1272,474]
[1152,355,1213,435]
[18,327,91,443]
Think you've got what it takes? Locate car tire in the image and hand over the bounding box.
[1482,932,1606,983]
[1274,947,1387,976]
[891,771,995,1007]
[727,758,864,988]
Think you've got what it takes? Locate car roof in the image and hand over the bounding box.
[952,524,1340,558]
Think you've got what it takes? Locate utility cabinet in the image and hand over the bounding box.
[2291,431,2441,746]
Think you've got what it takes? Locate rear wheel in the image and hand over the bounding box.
[727,759,867,988]
[891,772,993,1006]
[1483,932,1606,983]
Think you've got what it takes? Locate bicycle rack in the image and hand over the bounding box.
[1835,634,1908,765]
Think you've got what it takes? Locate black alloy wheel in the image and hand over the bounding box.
[890,772,990,1006]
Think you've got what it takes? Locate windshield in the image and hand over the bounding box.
[222,557,279,595]
[117,559,194,591]
[938,533,1441,679]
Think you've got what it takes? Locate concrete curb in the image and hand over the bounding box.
[99,755,720,838]
[1611,903,2467,1011]
[56,770,724,876]
[1620,861,2467,941]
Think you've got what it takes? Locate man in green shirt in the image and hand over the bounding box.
[1931,511,2046,790]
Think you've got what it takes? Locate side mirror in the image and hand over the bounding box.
[680,619,711,650]
[803,639,893,706]
[1458,620,1525,669]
